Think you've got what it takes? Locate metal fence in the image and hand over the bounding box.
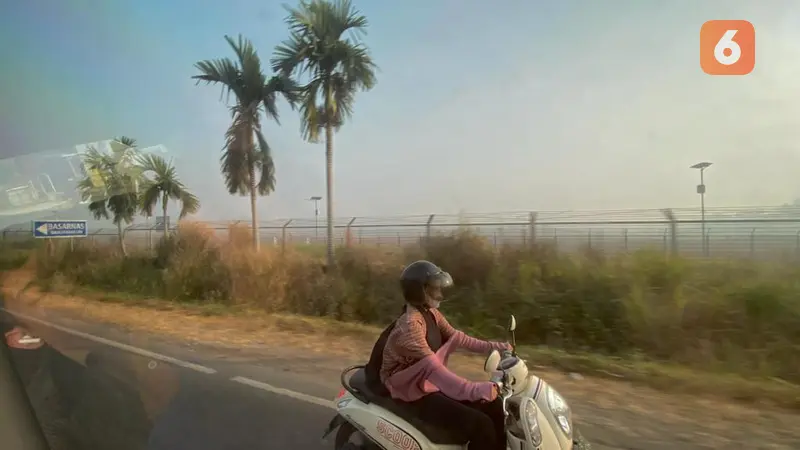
[4,206,800,260]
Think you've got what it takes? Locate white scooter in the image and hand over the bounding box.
[322,315,592,450]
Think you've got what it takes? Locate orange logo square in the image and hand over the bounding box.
[700,20,755,75]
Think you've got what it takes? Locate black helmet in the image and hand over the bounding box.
[400,260,454,307]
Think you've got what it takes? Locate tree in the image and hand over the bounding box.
[138,154,200,236]
[272,0,377,268]
[77,137,143,256]
[193,35,296,251]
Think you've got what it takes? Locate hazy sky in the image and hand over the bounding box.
[1,0,799,220]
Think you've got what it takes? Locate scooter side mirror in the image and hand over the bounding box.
[484,350,501,373]
[508,315,518,355]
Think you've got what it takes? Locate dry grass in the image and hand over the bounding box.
[6,274,800,449]
[12,221,800,409]
[3,268,800,420]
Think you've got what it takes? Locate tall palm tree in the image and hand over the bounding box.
[138,154,200,236]
[272,0,377,268]
[193,35,296,251]
[77,137,143,256]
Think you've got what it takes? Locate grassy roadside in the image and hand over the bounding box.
[7,271,799,413]
[0,240,37,270]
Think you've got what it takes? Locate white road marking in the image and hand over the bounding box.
[1,308,217,374]
[2,307,338,410]
[230,376,335,409]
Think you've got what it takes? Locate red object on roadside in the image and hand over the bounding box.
[4,326,44,350]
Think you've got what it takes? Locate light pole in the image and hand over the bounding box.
[690,161,713,256]
[307,196,322,241]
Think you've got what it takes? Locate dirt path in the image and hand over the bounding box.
[3,272,799,449]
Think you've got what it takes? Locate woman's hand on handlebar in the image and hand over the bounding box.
[495,341,513,351]
[490,371,510,391]
[501,348,514,359]
[490,379,512,401]
[490,378,509,398]
[491,382,502,400]
[488,341,512,354]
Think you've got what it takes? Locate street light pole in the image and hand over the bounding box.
[307,196,322,241]
[690,162,713,257]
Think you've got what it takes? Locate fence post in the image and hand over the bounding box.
[346,217,357,247]
[795,231,800,259]
[425,214,435,243]
[705,229,711,257]
[90,229,102,245]
[661,208,678,256]
[528,212,537,250]
[623,228,629,252]
[281,219,292,254]
[749,228,756,259]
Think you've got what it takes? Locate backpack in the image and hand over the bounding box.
[364,305,443,396]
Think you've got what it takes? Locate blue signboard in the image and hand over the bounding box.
[32,220,88,239]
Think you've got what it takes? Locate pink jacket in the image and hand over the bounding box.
[380,307,509,403]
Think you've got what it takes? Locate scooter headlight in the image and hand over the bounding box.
[546,386,572,438]
[520,397,542,447]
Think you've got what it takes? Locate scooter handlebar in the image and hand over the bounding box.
[490,372,513,395]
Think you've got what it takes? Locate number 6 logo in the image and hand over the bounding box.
[714,30,741,66]
[700,20,755,75]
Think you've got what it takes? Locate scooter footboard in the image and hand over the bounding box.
[336,395,461,450]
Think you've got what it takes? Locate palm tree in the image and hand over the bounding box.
[272,0,377,268]
[192,35,297,251]
[77,137,143,256]
[138,154,200,236]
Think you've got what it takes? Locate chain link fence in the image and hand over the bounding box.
[3,206,800,260]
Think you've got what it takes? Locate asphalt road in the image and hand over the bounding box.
[2,307,336,450]
[146,370,333,449]
[17,295,795,450]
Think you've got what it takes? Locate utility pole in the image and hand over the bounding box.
[690,161,713,256]
[307,196,322,241]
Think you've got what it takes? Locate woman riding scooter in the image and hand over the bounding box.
[366,260,512,450]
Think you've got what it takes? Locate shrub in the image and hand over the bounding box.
[0,238,39,271]
[29,222,800,383]
[0,249,31,271]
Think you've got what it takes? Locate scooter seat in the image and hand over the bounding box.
[348,368,467,445]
